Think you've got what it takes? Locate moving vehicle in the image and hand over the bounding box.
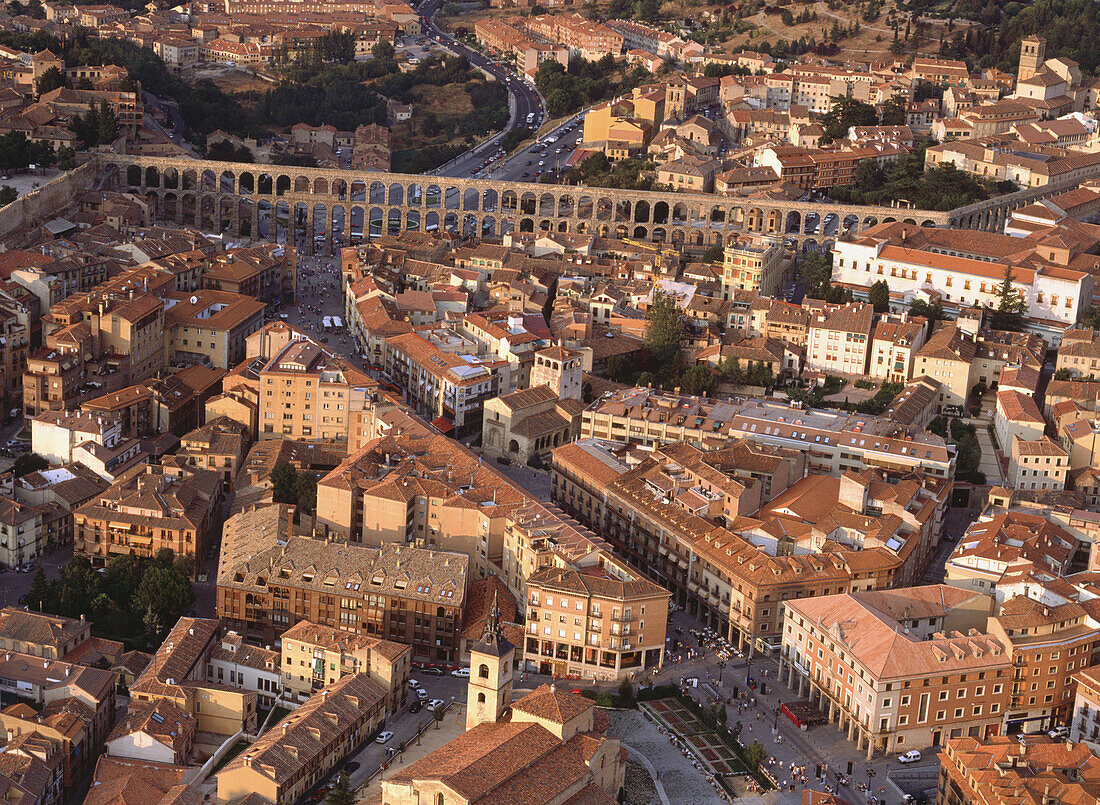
[898,750,922,764]
[375,731,394,744]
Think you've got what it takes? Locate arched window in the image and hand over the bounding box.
[477,692,486,704]
[436,794,444,805]
[479,663,489,679]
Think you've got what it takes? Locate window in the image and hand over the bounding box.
[479,664,489,679]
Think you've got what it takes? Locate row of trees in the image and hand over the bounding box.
[564,154,655,191]
[535,55,651,117]
[28,551,194,650]
[271,461,318,514]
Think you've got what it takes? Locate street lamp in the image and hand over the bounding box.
[717,660,726,683]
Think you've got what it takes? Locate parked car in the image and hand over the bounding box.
[416,688,428,700]
[451,667,470,678]
[427,699,445,711]
[898,750,922,764]
[1049,726,1070,739]
[408,679,421,689]
[375,731,394,744]
[409,701,422,713]
[344,761,360,774]
[422,667,444,676]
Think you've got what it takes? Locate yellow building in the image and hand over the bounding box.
[279,619,410,715]
[164,289,265,370]
[722,237,784,300]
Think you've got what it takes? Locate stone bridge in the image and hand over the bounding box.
[98,154,953,256]
[95,154,1089,256]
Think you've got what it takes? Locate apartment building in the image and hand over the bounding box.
[1055,327,1100,379]
[552,437,902,656]
[104,698,195,766]
[945,512,1079,598]
[806,302,875,375]
[1008,437,1069,492]
[199,244,297,309]
[580,387,954,479]
[279,619,410,714]
[174,418,250,490]
[0,608,90,659]
[164,290,265,370]
[523,563,669,681]
[206,631,282,710]
[780,586,1007,758]
[1070,666,1100,741]
[217,505,467,662]
[869,318,927,382]
[73,463,222,571]
[216,673,385,805]
[130,617,258,737]
[385,330,505,437]
[986,595,1100,733]
[938,735,1100,805]
[259,336,373,445]
[833,222,1094,336]
[721,237,785,300]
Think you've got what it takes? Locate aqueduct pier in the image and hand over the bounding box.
[74,155,1100,255]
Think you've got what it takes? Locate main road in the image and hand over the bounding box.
[417,0,544,178]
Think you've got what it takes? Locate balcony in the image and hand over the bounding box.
[610,612,634,623]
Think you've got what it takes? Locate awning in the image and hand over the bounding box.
[430,417,454,434]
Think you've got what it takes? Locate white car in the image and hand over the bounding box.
[451,667,470,678]
[416,688,428,700]
[408,679,421,689]
[898,750,922,764]
[375,730,394,744]
[427,699,445,711]
[1049,726,1070,739]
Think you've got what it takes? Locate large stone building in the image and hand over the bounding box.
[780,586,1006,758]
[216,505,468,663]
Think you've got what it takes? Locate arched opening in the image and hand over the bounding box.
[275,174,290,196]
[294,175,310,193]
[463,188,479,211]
[479,663,490,678]
[477,692,486,704]
[634,200,650,223]
[653,200,669,225]
[257,173,273,195]
[370,181,386,205]
[389,183,404,206]
[126,165,141,186]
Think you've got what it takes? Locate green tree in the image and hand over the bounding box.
[818,96,877,143]
[908,298,944,322]
[57,555,98,618]
[95,100,118,145]
[0,186,16,206]
[644,290,683,368]
[868,279,890,313]
[371,40,395,67]
[701,245,724,263]
[13,452,48,477]
[271,461,299,505]
[681,364,716,396]
[326,771,355,805]
[35,65,68,98]
[56,145,75,170]
[134,565,194,643]
[617,678,634,702]
[745,739,768,770]
[1054,368,1075,381]
[27,566,52,612]
[989,266,1026,331]
[798,251,834,296]
[295,471,317,514]
[880,94,907,125]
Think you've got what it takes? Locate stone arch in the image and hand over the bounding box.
[238,172,254,194]
[633,225,647,239]
[182,169,197,191]
[389,183,403,206]
[444,186,459,210]
[671,202,688,224]
[802,238,819,253]
[902,217,916,225]
[313,177,329,195]
[556,221,568,232]
[200,195,215,230]
[786,210,801,233]
[222,198,237,233]
[557,194,574,218]
[293,175,310,193]
[842,214,859,233]
[921,219,936,227]
[463,213,478,237]
[520,217,534,232]
[163,192,178,220]
[482,215,496,237]
[370,181,386,205]
[483,188,498,213]
[634,200,650,224]
[126,165,142,186]
[349,206,365,240]
[520,192,536,216]
[426,210,440,232]
[653,200,669,225]
[747,207,763,231]
[863,216,878,228]
[615,224,629,239]
[426,184,441,207]
[596,198,612,222]
[670,229,684,246]
[463,188,479,211]
[332,178,347,200]
[275,174,291,196]
[258,173,273,195]
[145,166,159,188]
[163,167,179,190]
[501,190,517,213]
[652,227,667,242]
[388,208,402,235]
[202,169,217,191]
[538,219,551,231]
[407,183,422,206]
[538,193,554,218]
[275,200,289,243]
[500,217,514,236]
[822,213,839,237]
[444,212,458,232]
[615,199,630,222]
[407,210,421,231]
[350,180,366,202]
[577,195,593,219]
[710,205,725,223]
[370,206,384,238]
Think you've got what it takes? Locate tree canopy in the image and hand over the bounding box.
[645,291,683,368]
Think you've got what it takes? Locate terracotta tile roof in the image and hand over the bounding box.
[107,698,195,756]
[510,684,594,725]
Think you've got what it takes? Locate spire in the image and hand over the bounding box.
[483,591,503,643]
